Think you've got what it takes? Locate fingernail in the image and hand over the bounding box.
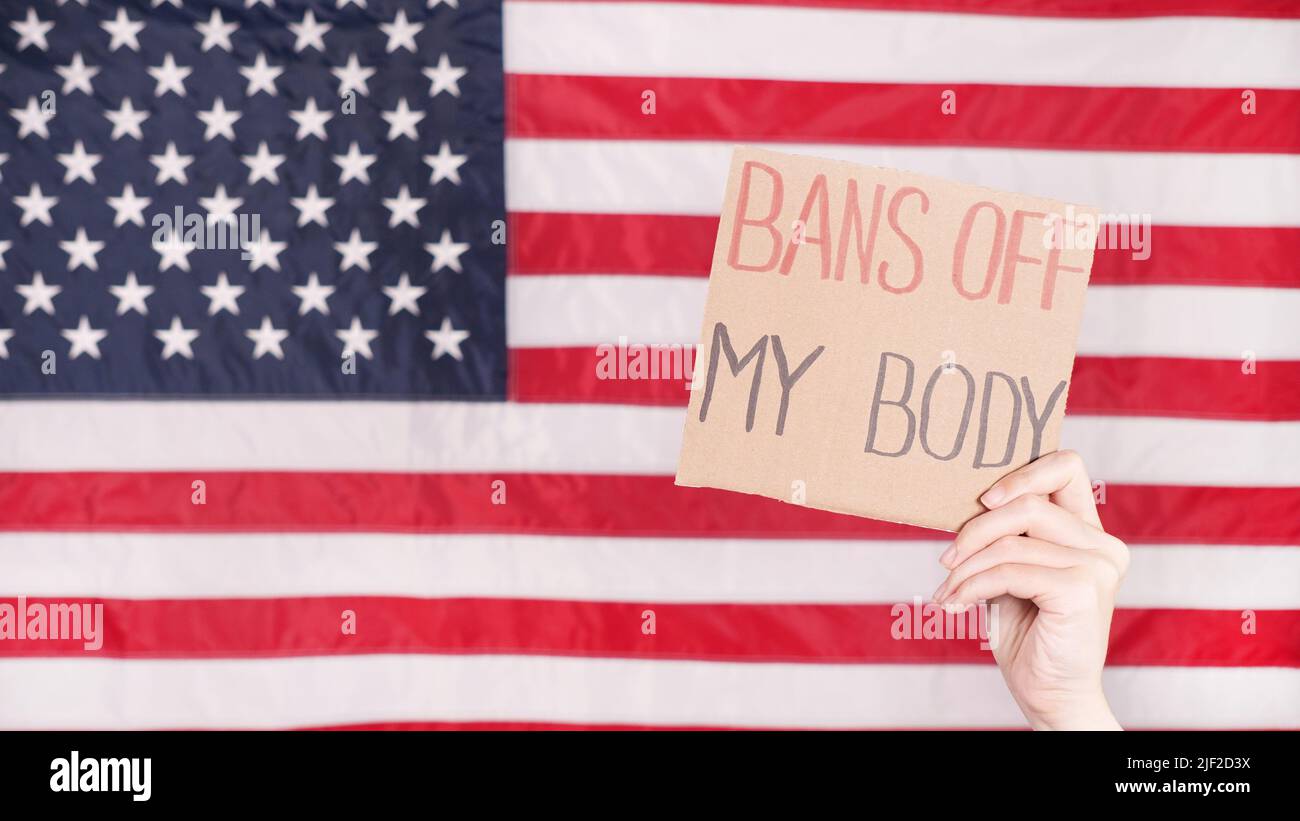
[981,486,1005,507]
[939,543,957,568]
[931,580,948,602]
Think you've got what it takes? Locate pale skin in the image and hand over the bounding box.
[932,449,1128,730]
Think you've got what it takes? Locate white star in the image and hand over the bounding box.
[383,272,427,316]
[0,328,12,360]
[290,185,334,227]
[428,0,459,8]
[336,317,378,359]
[108,271,154,315]
[425,229,470,274]
[11,8,53,52]
[245,0,275,7]
[154,233,196,272]
[56,140,102,185]
[242,141,285,185]
[380,9,422,53]
[425,317,469,361]
[16,272,61,316]
[243,230,287,272]
[424,141,467,185]
[152,0,182,6]
[56,52,99,95]
[423,53,467,98]
[147,52,191,97]
[334,229,378,272]
[14,183,57,227]
[291,272,335,315]
[199,184,243,224]
[289,97,333,140]
[337,0,367,8]
[196,8,238,52]
[289,9,331,52]
[331,53,374,97]
[101,7,145,52]
[197,96,241,140]
[104,98,149,140]
[240,52,283,96]
[0,153,6,182]
[150,141,194,185]
[60,228,105,271]
[10,96,55,139]
[0,239,10,270]
[383,185,427,228]
[245,316,288,360]
[106,183,151,227]
[62,316,108,360]
[333,142,376,185]
[154,316,199,360]
[201,272,245,316]
[381,97,425,141]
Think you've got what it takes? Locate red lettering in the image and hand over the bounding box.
[951,201,1007,301]
[779,173,832,278]
[833,179,885,283]
[1042,216,1084,311]
[879,186,928,294]
[998,209,1046,304]
[726,161,785,273]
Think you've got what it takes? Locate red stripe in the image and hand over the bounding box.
[509,75,1300,153]
[3,597,1294,668]
[1,472,1296,544]
[509,212,1300,289]
[511,348,1300,421]
[506,0,1300,18]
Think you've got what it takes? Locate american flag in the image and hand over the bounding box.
[0,0,1297,729]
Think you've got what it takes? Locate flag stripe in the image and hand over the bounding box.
[4,533,1294,609]
[509,212,1300,289]
[2,597,1294,668]
[3,655,1295,729]
[2,473,1297,544]
[506,139,1300,225]
[506,0,1300,20]
[507,276,1300,359]
[3,405,1300,486]
[508,74,1300,153]
[504,2,1300,88]
[510,348,1300,421]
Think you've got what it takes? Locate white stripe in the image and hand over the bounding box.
[2,533,1295,610]
[505,139,1300,226]
[508,276,1300,360]
[1,401,1296,485]
[504,2,1300,89]
[1,655,1294,729]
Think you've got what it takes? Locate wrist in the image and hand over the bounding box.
[1026,691,1122,731]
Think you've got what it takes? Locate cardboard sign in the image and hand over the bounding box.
[675,147,1098,532]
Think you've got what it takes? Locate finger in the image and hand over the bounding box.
[932,535,1081,602]
[940,494,1107,569]
[939,562,1081,614]
[979,450,1101,527]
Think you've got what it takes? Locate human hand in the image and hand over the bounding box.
[932,450,1128,730]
